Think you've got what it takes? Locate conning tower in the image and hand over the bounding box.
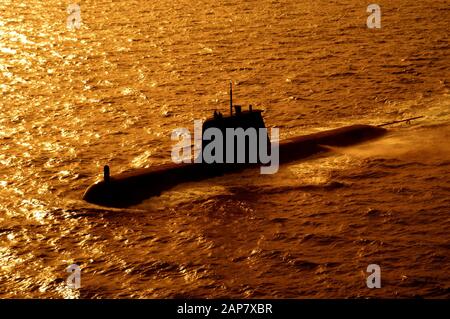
[201,82,270,164]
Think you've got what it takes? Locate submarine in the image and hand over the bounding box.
[83,84,417,207]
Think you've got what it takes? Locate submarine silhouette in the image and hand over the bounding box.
[83,84,388,207]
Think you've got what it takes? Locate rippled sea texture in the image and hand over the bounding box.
[0,0,449,298]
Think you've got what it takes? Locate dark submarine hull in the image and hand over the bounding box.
[82,124,386,207]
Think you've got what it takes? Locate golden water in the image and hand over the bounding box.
[0,0,449,298]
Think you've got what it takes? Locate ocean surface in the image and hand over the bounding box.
[0,0,449,298]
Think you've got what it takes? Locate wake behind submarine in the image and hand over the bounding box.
[83,85,421,207]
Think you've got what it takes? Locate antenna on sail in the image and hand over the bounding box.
[229,80,233,116]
